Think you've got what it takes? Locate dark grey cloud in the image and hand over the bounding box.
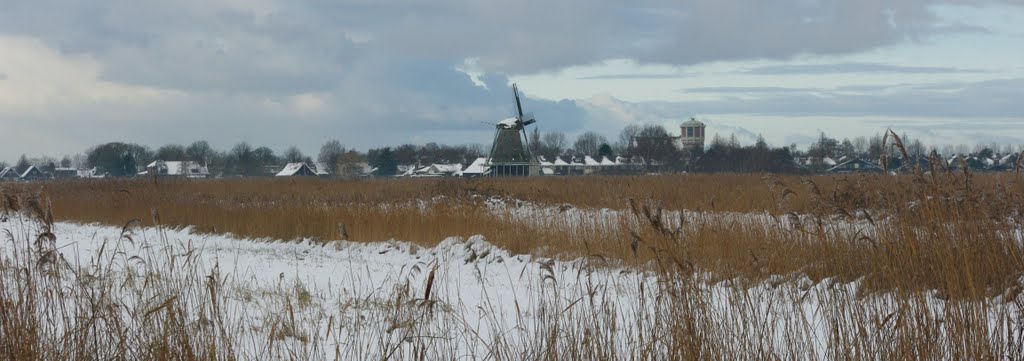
[1,0,1016,80]
[745,62,982,75]
[0,55,586,158]
[1,0,1022,160]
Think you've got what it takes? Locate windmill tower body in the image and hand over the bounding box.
[486,84,539,176]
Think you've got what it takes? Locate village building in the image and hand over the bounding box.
[826,158,884,173]
[397,165,417,177]
[0,167,20,181]
[630,118,707,152]
[678,118,706,149]
[987,162,1015,172]
[52,167,80,179]
[456,158,490,177]
[143,160,210,178]
[412,163,462,177]
[77,167,108,178]
[895,156,933,174]
[19,166,48,181]
[275,163,319,177]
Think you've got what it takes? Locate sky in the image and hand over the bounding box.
[1,1,1023,162]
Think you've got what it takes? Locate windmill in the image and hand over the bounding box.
[486,84,539,176]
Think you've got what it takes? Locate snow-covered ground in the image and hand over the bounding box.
[2,217,1021,359]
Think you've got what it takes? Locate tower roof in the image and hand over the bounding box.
[681,118,704,127]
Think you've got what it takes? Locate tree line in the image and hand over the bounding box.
[3,126,1021,177]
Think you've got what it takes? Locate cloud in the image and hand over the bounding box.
[744,62,982,75]
[2,0,1017,79]
[581,78,1024,147]
[684,86,820,94]
[578,73,692,80]
[0,0,1022,161]
[0,37,588,159]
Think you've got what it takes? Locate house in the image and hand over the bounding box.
[630,118,706,152]
[19,166,48,181]
[457,158,490,177]
[353,163,376,177]
[987,163,1015,172]
[537,158,556,175]
[393,165,416,177]
[77,167,108,178]
[276,163,319,177]
[552,157,571,175]
[988,153,1019,172]
[144,161,210,178]
[53,167,80,179]
[895,157,932,174]
[0,167,20,181]
[826,158,883,173]
[413,163,462,177]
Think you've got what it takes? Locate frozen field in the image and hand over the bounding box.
[2,215,1022,359]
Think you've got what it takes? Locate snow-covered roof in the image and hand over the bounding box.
[584,156,601,166]
[20,166,43,178]
[314,162,330,175]
[410,163,462,176]
[600,156,616,166]
[0,167,18,178]
[77,167,104,178]
[822,157,837,166]
[458,158,490,176]
[398,166,416,177]
[826,158,883,173]
[433,164,462,173]
[147,160,209,177]
[553,157,569,166]
[276,163,318,177]
[497,118,519,129]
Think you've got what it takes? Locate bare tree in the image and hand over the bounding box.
[852,136,868,156]
[186,141,215,163]
[540,131,567,160]
[155,144,187,161]
[529,127,542,159]
[283,146,305,163]
[616,124,643,153]
[573,131,607,157]
[318,140,345,174]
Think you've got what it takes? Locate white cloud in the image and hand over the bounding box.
[0,35,180,112]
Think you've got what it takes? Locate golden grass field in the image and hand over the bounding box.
[10,173,1024,294]
[2,170,1024,359]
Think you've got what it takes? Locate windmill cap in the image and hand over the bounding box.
[497,117,519,129]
